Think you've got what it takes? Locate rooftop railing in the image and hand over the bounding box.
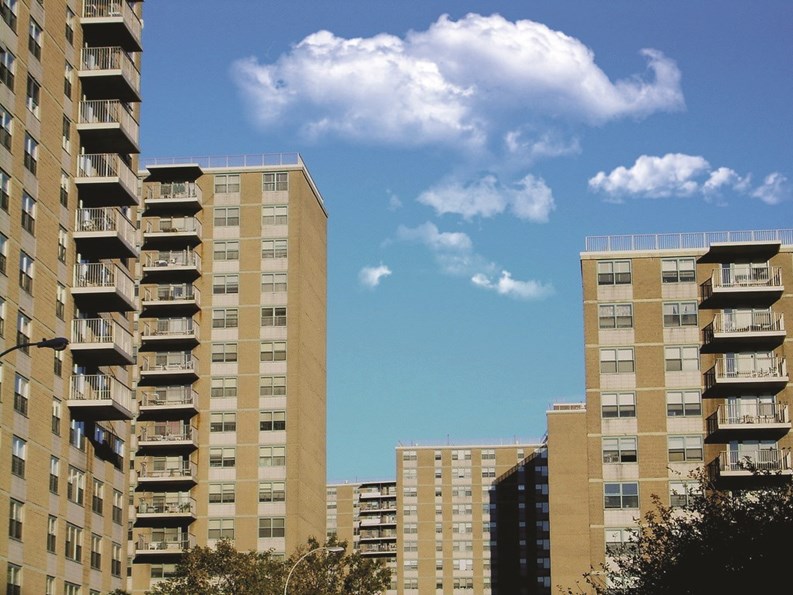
[142,153,302,169]
[585,229,793,252]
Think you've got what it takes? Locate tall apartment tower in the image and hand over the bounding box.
[547,230,793,592]
[0,0,143,592]
[131,155,327,591]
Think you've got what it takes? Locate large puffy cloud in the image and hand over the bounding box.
[589,153,789,204]
[232,13,684,148]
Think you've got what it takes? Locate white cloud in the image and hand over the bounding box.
[417,174,555,222]
[232,13,684,149]
[359,264,392,288]
[752,172,790,205]
[471,270,554,300]
[387,190,403,211]
[396,222,473,252]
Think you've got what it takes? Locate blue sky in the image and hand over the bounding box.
[140,1,793,480]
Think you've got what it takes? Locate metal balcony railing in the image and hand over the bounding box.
[140,353,198,373]
[142,250,201,271]
[82,0,142,42]
[706,356,787,383]
[79,99,139,138]
[141,318,197,338]
[75,206,136,242]
[137,495,196,516]
[146,182,202,202]
[80,45,140,88]
[142,284,200,305]
[144,217,202,235]
[137,460,197,480]
[138,424,197,444]
[73,262,135,299]
[78,153,138,195]
[140,386,198,408]
[71,317,133,353]
[69,374,133,412]
[718,448,792,473]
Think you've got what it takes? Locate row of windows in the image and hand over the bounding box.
[603,481,703,514]
[211,307,286,328]
[597,258,696,285]
[212,205,288,228]
[602,435,703,463]
[213,172,288,194]
[598,301,699,329]
[602,390,703,418]
[210,341,287,363]
[213,273,289,294]
[206,516,286,540]
[208,446,286,468]
[210,375,286,398]
[208,481,285,504]
[208,411,286,432]
[599,346,700,373]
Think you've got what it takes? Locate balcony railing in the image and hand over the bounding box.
[717,448,792,474]
[147,182,202,202]
[75,206,136,241]
[140,386,198,408]
[137,460,197,481]
[138,423,197,445]
[706,355,787,382]
[141,284,200,307]
[72,262,136,311]
[707,403,791,441]
[68,374,134,420]
[135,534,195,554]
[142,250,202,273]
[82,0,143,49]
[145,217,202,236]
[140,353,199,373]
[137,495,196,516]
[703,311,785,351]
[80,46,141,100]
[141,318,197,339]
[71,317,134,362]
[77,153,139,205]
[711,266,783,290]
[78,99,139,152]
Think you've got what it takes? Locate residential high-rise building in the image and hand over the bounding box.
[547,229,793,592]
[131,155,327,592]
[0,0,143,592]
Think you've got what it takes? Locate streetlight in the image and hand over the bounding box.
[0,337,69,360]
[283,545,345,595]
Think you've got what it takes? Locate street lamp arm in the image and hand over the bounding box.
[283,545,345,595]
[0,337,69,360]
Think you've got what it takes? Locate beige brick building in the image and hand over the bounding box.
[547,230,793,592]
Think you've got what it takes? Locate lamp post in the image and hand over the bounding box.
[0,337,69,360]
[283,545,345,595]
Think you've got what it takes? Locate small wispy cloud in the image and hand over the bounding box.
[471,270,554,300]
[387,190,403,211]
[359,264,392,288]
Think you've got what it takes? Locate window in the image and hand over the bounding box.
[259,410,286,431]
[663,302,697,327]
[49,457,59,493]
[112,491,122,524]
[213,240,239,261]
[261,239,287,259]
[64,582,81,595]
[598,303,632,329]
[28,19,42,60]
[211,342,238,363]
[258,481,285,502]
[665,346,699,372]
[51,399,62,435]
[26,75,40,117]
[19,251,33,293]
[0,233,6,274]
[65,523,82,561]
[64,62,73,97]
[111,543,122,576]
[6,563,20,595]
[669,481,701,508]
[13,374,28,415]
[0,0,16,31]
[259,446,285,467]
[258,517,285,538]
[209,412,237,432]
[47,515,57,552]
[208,483,235,503]
[662,257,696,283]
[600,348,634,374]
[67,466,85,504]
[262,272,287,292]
[262,172,288,191]
[23,133,37,174]
[208,518,234,540]
[666,390,702,416]
[56,283,66,320]
[0,46,14,90]
[601,392,636,418]
[668,435,704,462]
[211,376,237,398]
[92,479,104,514]
[605,528,637,556]
[8,498,22,539]
[597,260,631,285]
[21,193,35,233]
[260,375,286,397]
[213,206,240,226]
[482,467,495,478]
[260,341,286,362]
[0,298,3,336]
[60,171,69,206]
[54,350,64,377]
[262,204,288,224]
[16,312,31,352]
[0,105,11,150]
[62,115,71,152]
[58,227,68,262]
[90,534,102,569]
[261,306,286,326]
[11,435,24,477]
[70,419,86,450]
[602,437,638,463]
[212,274,239,294]
[211,308,238,328]
[65,8,75,44]
[208,447,235,468]
[214,174,240,194]
[604,482,639,509]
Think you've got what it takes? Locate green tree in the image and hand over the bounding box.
[570,473,793,594]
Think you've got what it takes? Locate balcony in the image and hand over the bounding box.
[139,352,199,385]
[141,250,201,282]
[135,495,197,528]
[73,207,137,258]
[360,515,397,526]
[71,317,135,365]
[140,284,200,316]
[79,46,141,102]
[698,237,782,263]
[136,459,197,490]
[78,99,140,154]
[81,0,143,52]
[700,266,783,308]
[137,423,198,454]
[704,355,788,396]
[68,374,134,421]
[706,403,791,442]
[138,386,199,421]
[712,448,793,478]
[359,542,397,556]
[140,318,199,350]
[76,153,139,206]
[702,311,786,352]
[144,181,203,216]
[142,217,202,249]
[72,262,136,312]
[134,533,195,561]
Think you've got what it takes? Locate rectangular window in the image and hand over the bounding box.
[58,227,68,262]
[25,75,40,116]
[65,523,82,561]
[0,233,6,274]
[65,8,75,44]
[67,467,85,505]
[662,257,696,283]
[11,435,25,477]
[598,303,633,329]
[16,312,31,352]
[259,410,286,431]
[669,481,701,508]
[23,133,37,174]
[62,115,71,152]
[111,543,121,576]
[60,171,69,206]
[208,518,235,540]
[0,297,4,336]
[258,481,285,502]
[8,498,22,540]
[208,483,235,503]
[260,341,287,362]
[262,204,288,224]
[605,528,637,556]
[13,374,28,416]
[28,19,42,60]
[112,491,123,524]
[604,482,639,509]
[90,534,102,569]
[92,479,104,514]
[64,582,80,595]
[52,399,62,434]
[597,260,631,285]
[666,390,702,417]
[261,306,286,326]
[70,419,86,450]
[208,447,235,468]
[6,563,20,595]
[213,240,239,261]
[602,436,638,463]
[260,375,286,397]
[262,172,288,191]
[259,446,286,467]
[54,350,64,377]
[0,46,15,90]
[261,239,288,259]
[261,272,287,292]
[258,517,285,538]
[49,456,59,493]
[1,0,17,31]
[663,302,698,327]
[601,392,636,418]
[600,348,634,374]
[47,515,57,552]
[0,105,11,150]
[213,206,240,226]
[64,62,73,97]
[668,435,704,462]
[209,412,237,432]
[665,346,699,372]
[214,174,240,194]
[56,283,66,320]
[211,308,238,328]
[21,193,35,233]
[211,343,238,363]
[212,274,239,295]
[19,251,33,293]
[210,376,237,398]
